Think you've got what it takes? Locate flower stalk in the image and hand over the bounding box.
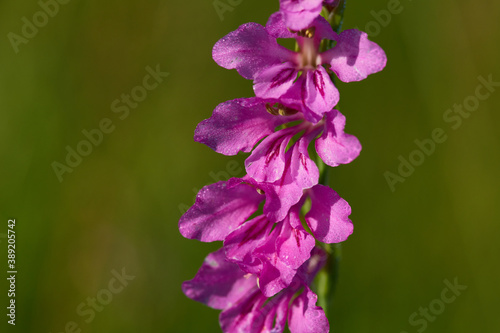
[179,1,386,331]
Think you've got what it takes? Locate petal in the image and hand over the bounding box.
[279,0,324,31]
[240,173,306,224]
[315,109,362,167]
[281,80,324,124]
[182,248,257,310]
[296,246,328,285]
[261,168,305,223]
[300,15,338,49]
[323,29,387,82]
[195,98,290,156]
[281,0,323,12]
[263,292,290,333]
[224,215,273,274]
[267,11,337,50]
[289,130,320,190]
[258,260,289,297]
[245,135,319,223]
[276,208,315,270]
[219,289,268,332]
[266,12,296,39]
[254,62,299,100]
[305,184,353,243]
[281,68,339,123]
[288,287,329,333]
[213,23,293,80]
[303,67,339,114]
[245,125,302,183]
[179,180,263,242]
[254,210,315,297]
[220,288,292,333]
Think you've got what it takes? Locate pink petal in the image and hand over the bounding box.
[245,125,302,183]
[303,67,339,114]
[253,208,315,297]
[224,215,272,274]
[219,287,292,333]
[289,130,321,190]
[213,23,293,80]
[179,180,263,242]
[247,136,319,223]
[305,184,353,243]
[281,79,324,123]
[288,287,329,333]
[254,62,298,100]
[315,109,362,167]
[182,248,257,310]
[281,68,339,123]
[262,164,309,223]
[276,209,316,270]
[323,29,387,82]
[195,98,290,156]
[219,289,268,332]
[279,0,324,31]
[267,11,337,50]
[266,12,296,39]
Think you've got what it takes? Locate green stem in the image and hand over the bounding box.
[316,243,342,320]
[322,0,347,34]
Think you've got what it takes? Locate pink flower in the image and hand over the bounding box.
[223,204,316,296]
[182,247,330,333]
[213,12,386,122]
[179,178,353,296]
[195,98,361,207]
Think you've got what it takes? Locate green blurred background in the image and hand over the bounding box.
[1,0,499,332]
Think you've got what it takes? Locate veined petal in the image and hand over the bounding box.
[179,180,263,242]
[288,287,329,333]
[258,259,291,297]
[281,81,323,124]
[224,215,273,274]
[304,67,339,115]
[305,184,353,243]
[213,23,294,80]
[219,287,292,333]
[281,68,339,123]
[195,98,290,156]
[246,125,302,183]
[289,129,320,190]
[255,209,316,297]
[219,288,267,333]
[254,62,298,100]
[277,208,316,270]
[315,109,362,167]
[182,248,257,310]
[257,168,305,223]
[245,136,319,223]
[323,29,387,82]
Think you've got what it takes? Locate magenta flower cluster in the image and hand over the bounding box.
[179,2,386,332]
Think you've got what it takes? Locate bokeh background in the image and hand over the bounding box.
[1,0,499,332]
